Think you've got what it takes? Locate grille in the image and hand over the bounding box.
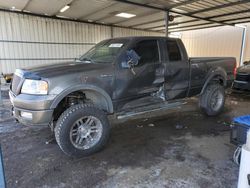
[11,74,22,95]
[236,74,250,82]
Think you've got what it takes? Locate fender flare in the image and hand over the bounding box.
[200,67,227,94]
[50,85,113,113]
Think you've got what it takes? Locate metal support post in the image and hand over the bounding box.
[240,26,247,66]
[165,11,169,37]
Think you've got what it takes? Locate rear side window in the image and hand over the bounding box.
[166,40,182,61]
[133,40,159,64]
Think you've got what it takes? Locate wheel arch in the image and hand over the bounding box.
[200,67,227,95]
[50,85,114,113]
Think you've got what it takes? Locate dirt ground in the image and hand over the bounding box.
[0,91,249,188]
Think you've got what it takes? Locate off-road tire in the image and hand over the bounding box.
[55,104,110,157]
[199,83,225,116]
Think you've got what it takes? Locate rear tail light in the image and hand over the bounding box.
[233,65,237,78]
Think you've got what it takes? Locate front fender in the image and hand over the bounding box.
[200,67,227,94]
[50,84,113,113]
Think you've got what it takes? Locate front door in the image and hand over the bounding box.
[115,39,165,102]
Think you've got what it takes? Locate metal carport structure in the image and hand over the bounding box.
[0,0,250,73]
[0,0,250,33]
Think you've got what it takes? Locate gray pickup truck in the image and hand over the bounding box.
[9,36,236,157]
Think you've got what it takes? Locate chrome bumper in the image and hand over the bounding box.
[9,91,55,126]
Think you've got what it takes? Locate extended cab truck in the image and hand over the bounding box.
[9,37,236,157]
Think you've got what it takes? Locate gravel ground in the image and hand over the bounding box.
[0,91,249,188]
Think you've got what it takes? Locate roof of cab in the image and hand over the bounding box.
[107,36,178,41]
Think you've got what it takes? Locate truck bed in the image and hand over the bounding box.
[188,57,236,96]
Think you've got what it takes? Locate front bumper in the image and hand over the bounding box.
[9,91,56,126]
[232,80,250,91]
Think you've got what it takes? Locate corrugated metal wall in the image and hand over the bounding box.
[112,27,161,37]
[180,24,250,66]
[3,10,248,74]
[0,11,162,74]
[244,24,250,62]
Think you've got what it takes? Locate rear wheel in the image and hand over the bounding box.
[55,104,110,157]
[199,83,225,116]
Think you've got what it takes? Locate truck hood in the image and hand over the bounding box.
[20,61,113,79]
[237,65,250,74]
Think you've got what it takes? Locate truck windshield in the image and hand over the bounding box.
[79,39,128,63]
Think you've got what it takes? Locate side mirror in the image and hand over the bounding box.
[74,55,82,62]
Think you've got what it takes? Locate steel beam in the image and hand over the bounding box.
[114,0,234,27]
[129,18,164,28]
[22,0,32,11]
[128,15,182,28]
[158,10,249,29]
[168,18,250,32]
[165,11,169,37]
[0,9,163,34]
[221,16,250,23]
[168,22,216,31]
[228,19,250,25]
[169,18,199,26]
[168,24,221,33]
[171,17,250,28]
[207,9,250,20]
[168,0,201,9]
[189,0,250,15]
[145,19,200,30]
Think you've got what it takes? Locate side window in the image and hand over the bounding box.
[133,40,159,64]
[166,40,182,61]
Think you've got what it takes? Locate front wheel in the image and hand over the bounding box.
[199,83,225,116]
[55,104,110,157]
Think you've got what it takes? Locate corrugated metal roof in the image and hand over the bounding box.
[0,0,249,33]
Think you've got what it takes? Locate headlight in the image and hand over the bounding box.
[21,79,48,95]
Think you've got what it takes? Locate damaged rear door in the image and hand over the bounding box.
[163,39,190,100]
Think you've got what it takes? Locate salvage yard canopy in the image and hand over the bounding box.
[0,0,250,33]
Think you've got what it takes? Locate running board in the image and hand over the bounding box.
[116,101,187,120]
